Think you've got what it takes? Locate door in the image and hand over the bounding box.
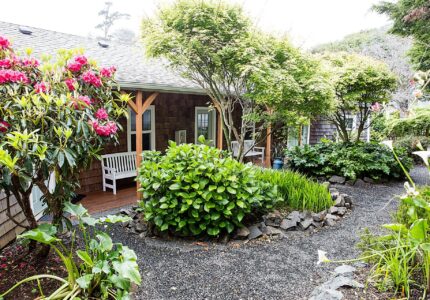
[195,107,216,146]
[127,106,156,151]
[287,125,310,148]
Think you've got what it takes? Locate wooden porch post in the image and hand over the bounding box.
[265,107,273,168]
[132,91,159,196]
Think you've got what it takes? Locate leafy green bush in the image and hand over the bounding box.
[1,202,140,299]
[255,168,333,212]
[137,139,278,236]
[285,142,413,180]
[394,135,430,162]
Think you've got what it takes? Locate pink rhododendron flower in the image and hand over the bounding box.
[66,55,88,73]
[0,69,28,84]
[0,36,10,50]
[100,66,116,78]
[64,78,76,91]
[71,95,92,109]
[20,57,40,68]
[0,59,12,69]
[370,102,381,112]
[95,108,109,120]
[90,120,118,136]
[34,81,50,94]
[0,263,7,269]
[81,70,102,87]
[0,121,10,133]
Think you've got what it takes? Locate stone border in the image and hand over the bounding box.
[119,186,354,242]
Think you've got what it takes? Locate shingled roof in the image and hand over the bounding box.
[0,21,204,94]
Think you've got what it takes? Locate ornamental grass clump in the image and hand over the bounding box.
[137,137,279,236]
[255,168,333,212]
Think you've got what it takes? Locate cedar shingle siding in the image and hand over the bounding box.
[0,193,28,249]
[310,117,338,144]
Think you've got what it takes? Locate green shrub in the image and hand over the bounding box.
[255,168,333,212]
[394,135,430,162]
[285,142,413,180]
[137,139,278,236]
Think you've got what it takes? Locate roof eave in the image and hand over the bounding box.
[118,81,207,95]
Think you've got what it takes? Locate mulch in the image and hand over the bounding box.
[0,241,67,299]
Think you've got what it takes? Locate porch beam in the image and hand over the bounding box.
[141,92,159,114]
[128,98,138,114]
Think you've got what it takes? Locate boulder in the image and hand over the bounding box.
[312,221,323,228]
[323,276,364,290]
[335,207,347,216]
[247,225,263,240]
[354,179,367,187]
[280,219,297,231]
[287,211,301,222]
[299,218,313,230]
[263,210,283,227]
[333,195,345,207]
[264,226,284,237]
[345,179,356,186]
[363,176,375,184]
[326,213,340,221]
[330,191,340,201]
[135,222,147,233]
[309,288,343,300]
[343,194,353,206]
[322,181,331,189]
[312,211,326,222]
[328,175,345,184]
[234,227,250,240]
[328,207,339,215]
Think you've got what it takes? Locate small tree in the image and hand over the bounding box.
[95,1,130,40]
[0,36,128,248]
[321,52,397,143]
[142,0,334,161]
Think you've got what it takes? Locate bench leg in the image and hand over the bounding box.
[113,177,117,195]
[102,176,106,192]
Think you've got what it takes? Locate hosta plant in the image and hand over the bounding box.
[0,202,141,300]
[137,137,279,236]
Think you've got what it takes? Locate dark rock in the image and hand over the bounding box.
[330,191,340,201]
[354,179,367,187]
[280,219,297,231]
[345,179,356,186]
[323,276,363,290]
[326,213,340,221]
[299,218,313,230]
[264,226,284,237]
[363,177,375,184]
[328,175,345,184]
[248,225,263,240]
[299,210,312,220]
[120,208,131,216]
[263,210,283,227]
[329,187,338,194]
[312,221,323,228]
[312,211,326,222]
[234,227,250,239]
[135,222,146,233]
[343,194,353,206]
[138,232,147,239]
[219,234,229,244]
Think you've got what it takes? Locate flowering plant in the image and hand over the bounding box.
[0,35,129,239]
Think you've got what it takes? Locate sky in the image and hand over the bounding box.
[0,0,390,48]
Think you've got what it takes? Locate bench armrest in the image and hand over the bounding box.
[102,166,116,173]
[253,147,265,152]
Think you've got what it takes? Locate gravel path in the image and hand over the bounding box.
[105,169,429,300]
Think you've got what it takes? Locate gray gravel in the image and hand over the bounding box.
[104,170,428,300]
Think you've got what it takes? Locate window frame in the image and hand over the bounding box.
[194,106,216,145]
[127,105,156,152]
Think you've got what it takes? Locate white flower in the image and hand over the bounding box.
[381,140,393,151]
[317,250,330,265]
[413,89,424,99]
[413,151,430,166]
[403,182,419,197]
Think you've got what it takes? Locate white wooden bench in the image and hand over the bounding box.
[101,152,137,195]
[231,140,265,163]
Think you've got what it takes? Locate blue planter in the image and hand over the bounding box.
[272,158,284,170]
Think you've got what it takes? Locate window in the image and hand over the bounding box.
[345,115,356,131]
[195,107,216,145]
[127,106,155,152]
[287,125,310,148]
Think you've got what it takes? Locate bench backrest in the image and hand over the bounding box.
[231,140,255,156]
[101,152,137,173]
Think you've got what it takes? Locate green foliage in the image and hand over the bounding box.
[319,52,397,142]
[1,202,140,299]
[142,0,335,160]
[285,142,413,180]
[386,107,430,137]
[254,168,333,212]
[373,0,430,71]
[137,139,278,236]
[394,135,430,161]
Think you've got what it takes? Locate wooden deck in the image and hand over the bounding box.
[80,186,138,215]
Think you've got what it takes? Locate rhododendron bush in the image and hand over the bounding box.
[0,36,128,242]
